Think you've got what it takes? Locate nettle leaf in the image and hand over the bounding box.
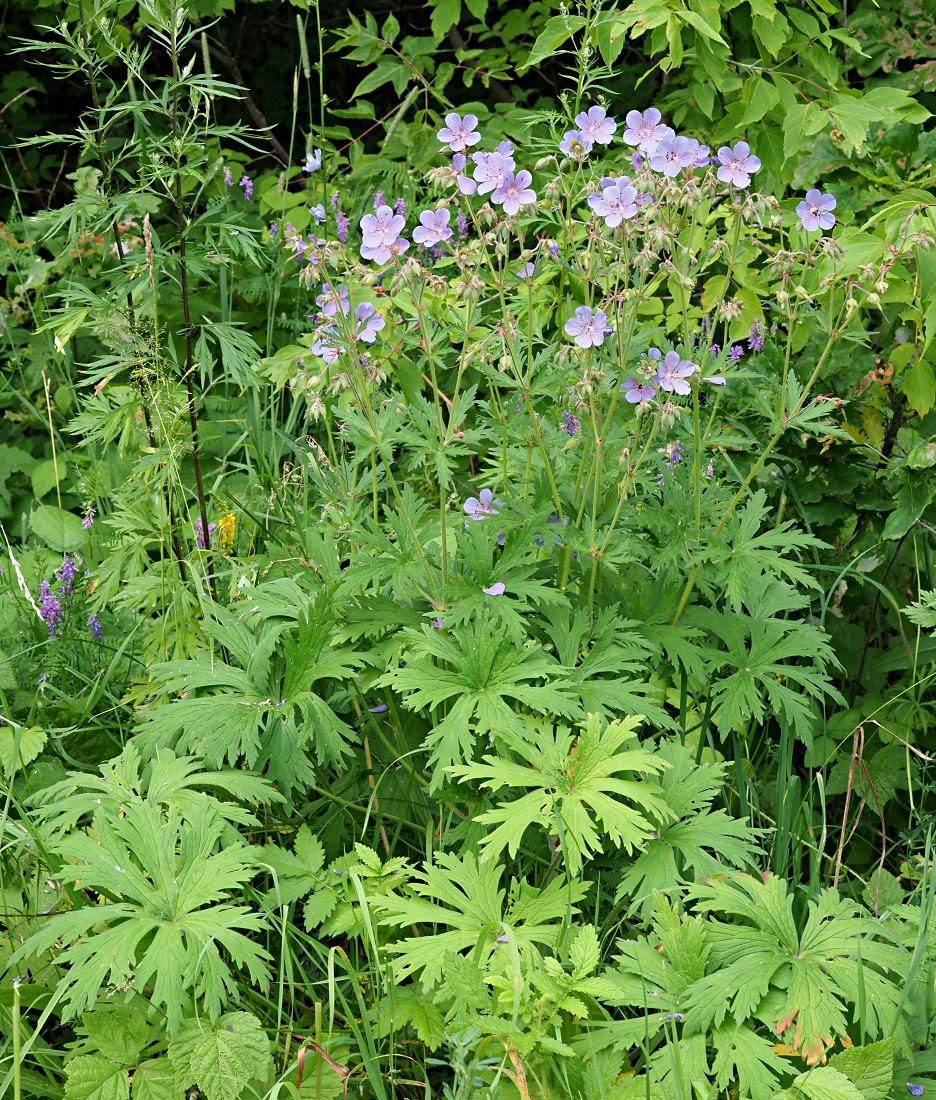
[64,1054,130,1100]
[169,1012,273,1100]
[130,1058,177,1100]
[450,714,671,876]
[376,850,587,989]
[10,798,270,1033]
[616,741,764,915]
[379,617,582,786]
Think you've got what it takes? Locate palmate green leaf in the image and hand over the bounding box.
[710,1019,788,1100]
[379,617,582,785]
[450,714,671,876]
[616,742,764,915]
[169,1012,272,1100]
[685,875,909,1066]
[10,798,270,1034]
[376,850,587,989]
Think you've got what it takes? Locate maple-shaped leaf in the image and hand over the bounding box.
[169,1012,272,1100]
[685,875,909,1066]
[450,713,671,876]
[616,741,764,915]
[375,850,587,989]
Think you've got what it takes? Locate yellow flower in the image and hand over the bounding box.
[217,512,236,549]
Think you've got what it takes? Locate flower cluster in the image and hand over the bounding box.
[34,554,100,642]
[620,348,721,405]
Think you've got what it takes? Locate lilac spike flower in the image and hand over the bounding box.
[587,180,639,227]
[623,108,675,154]
[81,504,95,530]
[239,175,253,201]
[456,211,469,236]
[316,283,350,318]
[656,351,697,394]
[394,197,406,217]
[491,171,537,216]
[194,517,217,549]
[464,488,503,520]
[748,320,765,352]
[560,411,580,435]
[38,581,62,636]
[353,302,385,343]
[413,208,454,247]
[88,613,103,641]
[796,189,837,232]
[559,129,593,160]
[564,306,612,349]
[58,554,79,595]
[650,137,697,177]
[437,113,481,152]
[716,141,761,188]
[223,167,233,186]
[373,190,385,210]
[575,105,617,145]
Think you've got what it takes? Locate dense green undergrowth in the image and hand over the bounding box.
[1,1,936,1097]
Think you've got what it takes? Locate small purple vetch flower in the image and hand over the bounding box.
[373,190,385,210]
[239,175,253,201]
[81,504,95,530]
[223,167,233,186]
[796,189,837,232]
[748,320,765,352]
[335,210,350,244]
[437,113,481,153]
[413,207,454,247]
[58,554,78,595]
[716,141,761,189]
[394,197,406,217]
[575,105,616,145]
[483,582,506,596]
[491,171,537,216]
[559,129,593,160]
[588,180,639,227]
[623,108,675,155]
[656,351,697,395]
[560,410,580,435]
[88,613,102,641]
[38,580,62,637]
[194,517,217,550]
[353,302,385,343]
[565,306,612,349]
[303,149,323,173]
[728,344,744,361]
[464,488,503,521]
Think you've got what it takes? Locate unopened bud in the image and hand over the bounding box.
[866,292,881,308]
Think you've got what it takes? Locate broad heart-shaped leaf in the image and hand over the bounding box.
[29,503,87,551]
[828,1038,894,1100]
[130,1058,178,1100]
[450,713,671,876]
[0,724,46,777]
[64,1054,130,1100]
[776,1064,865,1100]
[169,1012,273,1100]
[10,798,270,1034]
[375,850,587,989]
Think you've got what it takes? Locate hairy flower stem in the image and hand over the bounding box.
[670,323,847,624]
[76,0,187,583]
[168,3,215,600]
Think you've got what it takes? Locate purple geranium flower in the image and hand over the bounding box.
[483,582,506,596]
[471,149,516,194]
[716,141,761,188]
[369,703,389,713]
[907,1087,924,1098]
[464,488,503,520]
[491,171,536,216]
[796,188,837,232]
[309,204,326,224]
[565,306,612,349]
[575,105,617,145]
[353,302,385,343]
[316,283,350,318]
[650,136,697,177]
[359,204,406,264]
[437,113,481,153]
[656,351,697,394]
[558,129,593,159]
[685,139,711,167]
[303,149,322,173]
[621,377,657,403]
[623,108,674,154]
[588,180,639,227]
[413,207,454,247]
[518,261,535,279]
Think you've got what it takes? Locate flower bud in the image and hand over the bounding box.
[866,292,881,309]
